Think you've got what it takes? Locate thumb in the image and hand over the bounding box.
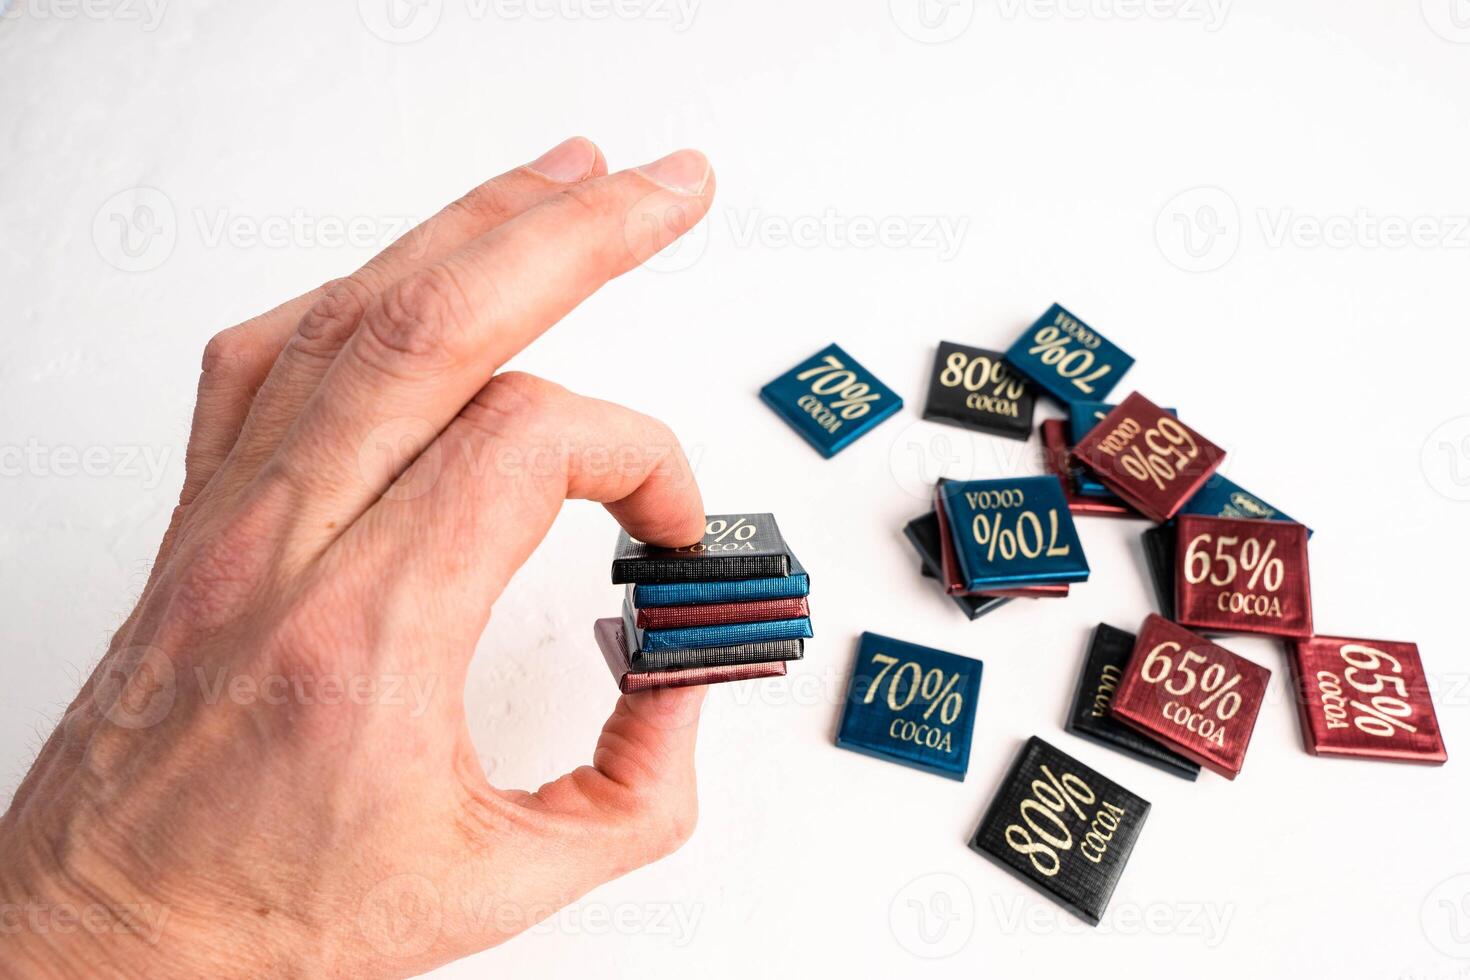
[530,685,707,878]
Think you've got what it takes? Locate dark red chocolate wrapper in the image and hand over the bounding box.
[1174,514,1312,639]
[634,595,809,630]
[1071,392,1224,524]
[1289,635,1447,764]
[1110,615,1270,779]
[1040,420,1136,518]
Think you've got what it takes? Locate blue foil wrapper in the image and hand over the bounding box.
[760,342,903,458]
[1003,304,1133,406]
[631,555,810,607]
[836,631,983,781]
[939,476,1090,590]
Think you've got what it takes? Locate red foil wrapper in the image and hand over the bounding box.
[1040,419,1136,518]
[1110,615,1271,779]
[1289,635,1447,764]
[1173,515,1313,639]
[1071,392,1225,523]
[593,618,786,693]
[634,595,810,630]
[932,485,1069,598]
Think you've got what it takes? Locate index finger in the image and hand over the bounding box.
[264,149,715,534]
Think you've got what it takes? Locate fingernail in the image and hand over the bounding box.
[635,149,710,196]
[526,137,597,183]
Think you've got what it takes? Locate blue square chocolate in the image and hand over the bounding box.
[1179,474,1310,535]
[836,632,982,780]
[1004,304,1132,406]
[759,343,903,458]
[938,476,1089,589]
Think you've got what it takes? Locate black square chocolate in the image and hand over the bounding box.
[970,736,1150,926]
[1140,525,1176,620]
[1065,624,1200,780]
[922,342,1036,440]
[902,513,1011,621]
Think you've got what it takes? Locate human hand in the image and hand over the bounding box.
[0,137,716,979]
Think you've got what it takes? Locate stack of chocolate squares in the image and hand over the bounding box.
[903,476,1089,620]
[595,514,811,693]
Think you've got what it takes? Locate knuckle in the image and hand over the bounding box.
[199,326,255,378]
[637,794,698,862]
[441,178,524,230]
[293,277,374,354]
[360,265,474,371]
[462,372,567,434]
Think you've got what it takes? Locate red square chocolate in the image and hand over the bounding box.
[1110,615,1271,779]
[1174,515,1313,639]
[1289,636,1447,765]
[1071,392,1225,523]
[1039,420,1135,518]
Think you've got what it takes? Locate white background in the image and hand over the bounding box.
[3,1,1470,977]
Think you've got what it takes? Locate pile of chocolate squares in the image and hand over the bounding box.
[595,514,811,692]
[902,475,1091,621]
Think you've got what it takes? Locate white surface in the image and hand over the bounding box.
[3,1,1470,977]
